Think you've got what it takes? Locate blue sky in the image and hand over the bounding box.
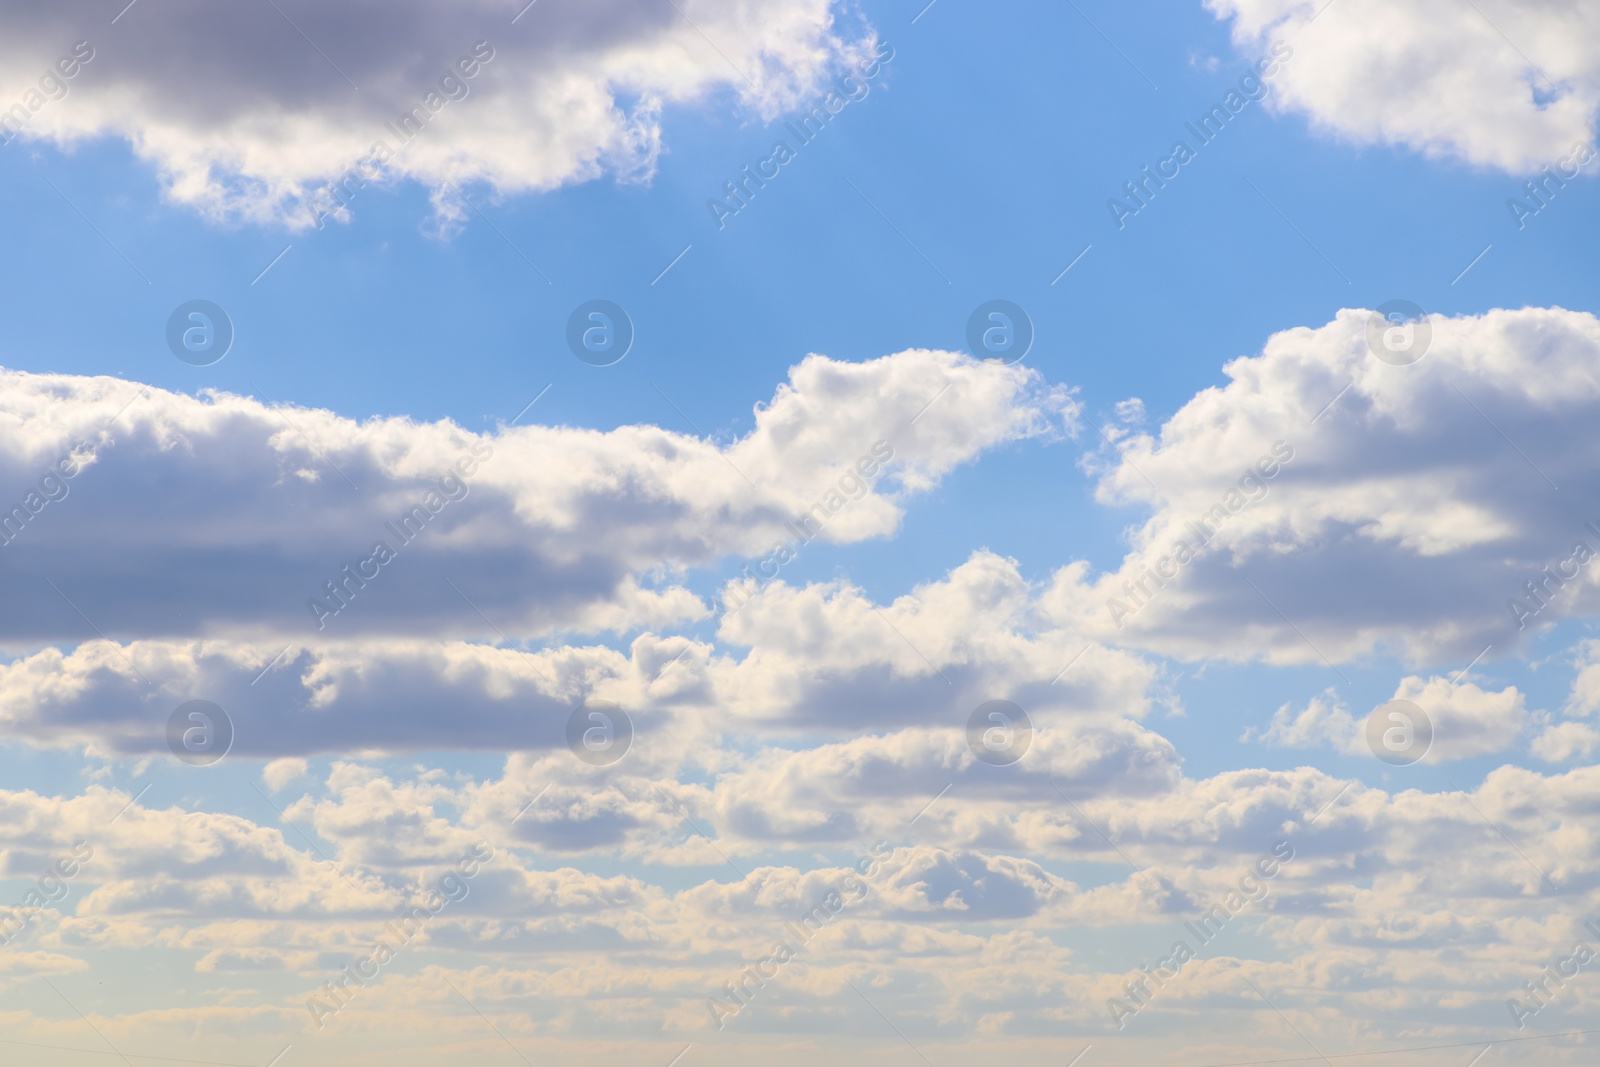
[3,0,1600,1064]
[7,0,1594,598]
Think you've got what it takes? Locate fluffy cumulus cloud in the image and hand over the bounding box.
[1064,306,1600,664]
[9,2,1600,1056]
[0,348,1071,644]
[0,554,1153,757]
[712,550,1154,732]
[1529,638,1600,760]
[1208,0,1600,172]
[1248,675,1531,762]
[14,307,1600,1062]
[0,0,877,226]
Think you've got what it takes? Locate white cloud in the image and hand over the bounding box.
[7,752,1600,1056]
[1393,674,1529,761]
[1249,676,1529,762]
[713,550,1151,732]
[1068,306,1600,664]
[1530,638,1600,759]
[0,348,1070,644]
[0,550,1148,761]
[0,0,880,226]
[1208,0,1600,172]
[263,757,309,792]
[1562,637,1600,716]
[7,293,1600,1058]
[1530,719,1600,761]
[1246,690,1360,752]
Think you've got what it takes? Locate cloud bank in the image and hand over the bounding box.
[0,349,1072,643]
